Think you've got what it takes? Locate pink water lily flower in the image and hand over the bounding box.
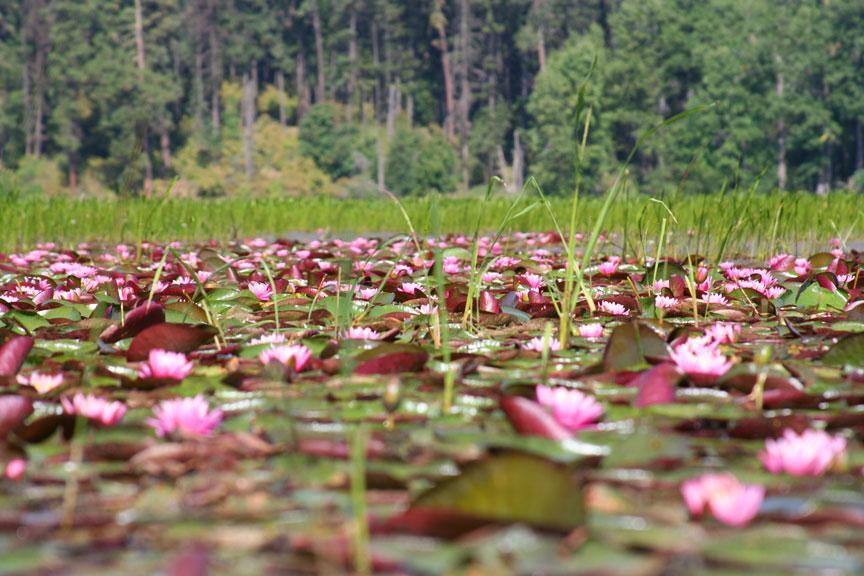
[400,282,423,295]
[4,458,26,480]
[704,322,741,345]
[536,385,603,431]
[599,301,629,316]
[681,473,764,527]
[524,337,561,353]
[702,292,729,306]
[248,281,272,301]
[17,372,64,394]
[250,332,287,346]
[259,344,313,371]
[520,273,544,290]
[760,429,847,476]
[418,303,438,315]
[598,256,621,276]
[342,327,383,341]
[579,323,604,339]
[670,336,733,383]
[147,395,223,438]
[138,349,194,381]
[793,258,811,276]
[61,393,126,427]
[655,295,679,310]
[354,287,379,300]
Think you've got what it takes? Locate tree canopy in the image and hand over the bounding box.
[1,0,862,197]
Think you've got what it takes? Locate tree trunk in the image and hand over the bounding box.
[406,94,414,126]
[383,15,392,87]
[242,68,257,181]
[68,151,78,196]
[311,0,326,103]
[512,129,524,193]
[194,45,206,134]
[134,0,146,72]
[818,75,832,194]
[777,123,787,190]
[434,8,456,137]
[377,132,386,192]
[371,20,382,121]
[386,83,400,138]
[21,21,32,157]
[537,27,546,72]
[856,118,863,173]
[347,4,359,120]
[296,48,310,118]
[172,39,182,118]
[33,41,45,158]
[208,6,222,138]
[160,123,172,172]
[457,0,471,191]
[598,0,612,46]
[531,0,547,72]
[134,0,153,196]
[276,70,287,126]
[776,68,787,190]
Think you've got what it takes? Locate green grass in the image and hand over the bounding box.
[0,191,860,257]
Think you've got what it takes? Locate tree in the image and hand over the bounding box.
[299,102,360,179]
[0,0,862,197]
[527,27,612,194]
[385,122,457,195]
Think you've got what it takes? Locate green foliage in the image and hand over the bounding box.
[0,191,861,253]
[174,114,336,197]
[299,103,361,180]
[1,0,863,197]
[385,123,457,196]
[527,27,612,195]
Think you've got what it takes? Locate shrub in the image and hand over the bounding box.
[299,103,360,180]
[385,124,457,196]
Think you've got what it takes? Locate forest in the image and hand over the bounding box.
[1,0,863,198]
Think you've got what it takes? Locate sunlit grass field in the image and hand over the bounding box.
[2,190,861,257]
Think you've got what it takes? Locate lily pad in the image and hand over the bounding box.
[408,451,585,532]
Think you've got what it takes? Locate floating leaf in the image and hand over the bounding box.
[354,343,429,375]
[100,302,166,343]
[500,395,571,441]
[822,333,864,369]
[633,363,682,407]
[126,322,217,361]
[603,322,668,372]
[164,301,209,324]
[13,413,76,443]
[0,336,33,376]
[598,427,690,468]
[478,291,501,314]
[782,282,846,311]
[0,395,33,437]
[408,452,585,533]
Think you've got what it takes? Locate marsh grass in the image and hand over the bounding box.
[1,192,861,256]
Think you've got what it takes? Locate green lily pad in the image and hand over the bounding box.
[603,322,669,372]
[411,451,585,531]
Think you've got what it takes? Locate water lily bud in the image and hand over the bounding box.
[754,345,773,366]
[383,377,401,413]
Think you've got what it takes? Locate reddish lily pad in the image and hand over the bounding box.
[126,322,218,361]
[633,363,683,407]
[354,343,429,375]
[100,302,166,343]
[0,336,33,377]
[0,395,33,437]
[500,395,571,441]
